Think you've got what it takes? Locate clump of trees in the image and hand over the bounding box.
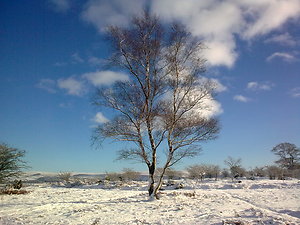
[156,168,183,180]
[268,142,300,179]
[122,168,141,181]
[186,164,221,181]
[105,169,141,182]
[0,143,27,184]
[93,12,220,199]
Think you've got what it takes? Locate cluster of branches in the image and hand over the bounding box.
[93,12,220,198]
[0,143,27,184]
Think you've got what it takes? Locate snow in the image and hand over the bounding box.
[1,177,300,225]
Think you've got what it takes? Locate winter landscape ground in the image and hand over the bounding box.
[0,173,300,225]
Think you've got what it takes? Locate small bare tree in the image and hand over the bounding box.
[93,12,219,199]
[58,172,72,183]
[224,156,244,181]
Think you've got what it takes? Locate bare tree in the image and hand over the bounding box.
[224,156,244,180]
[0,143,27,184]
[271,143,300,170]
[93,12,219,199]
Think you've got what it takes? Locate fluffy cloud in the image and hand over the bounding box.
[197,97,223,119]
[82,0,300,68]
[57,77,86,96]
[38,70,129,97]
[240,0,300,39]
[49,0,71,12]
[266,52,297,62]
[198,77,227,93]
[289,87,300,98]
[82,0,146,32]
[233,95,251,103]
[93,112,109,124]
[247,81,274,91]
[83,70,128,86]
[152,0,243,67]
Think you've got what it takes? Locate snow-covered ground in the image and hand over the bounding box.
[1,176,300,225]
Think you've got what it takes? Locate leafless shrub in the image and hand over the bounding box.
[105,172,123,182]
[58,172,72,183]
[122,168,140,181]
[265,165,285,180]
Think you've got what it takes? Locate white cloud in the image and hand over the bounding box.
[83,70,129,86]
[36,79,57,93]
[198,77,227,93]
[49,0,71,12]
[93,112,109,124]
[289,87,300,98]
[82,0,146,32]
[234,95,251,103]
[81,0,300,68]
[197,97,223,119]
[152,0,300,67]
[203,41,238,68]
[266,52,297,62]
[265,33,298,46]
[57,77,86,96]
[152,0,242,68]
[247,81,274,91]
[240,0,300,39]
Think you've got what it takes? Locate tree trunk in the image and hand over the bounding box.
[153,170,165,199]
[153,157,172,199]
[148,164,155,197]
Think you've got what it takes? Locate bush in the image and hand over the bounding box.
[105,172,123,181]
[122,168,140,181]
[265,165,284,180]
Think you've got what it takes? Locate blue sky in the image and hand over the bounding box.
[1,0,300,173]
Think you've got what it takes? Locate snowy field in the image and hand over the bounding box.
[1,175,300,225]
